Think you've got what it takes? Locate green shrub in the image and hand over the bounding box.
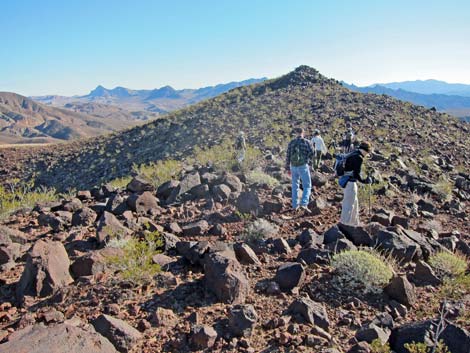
[108,175,133,189]
[432,177,453,202]
[191,139,236,171]
[106,231,163,283]
[331,249,394,294]
[132,159,182,188]
[428,251,467,279]
[0,179,57,219]
[404,341,449,353]
[371,339,391,353]
[242,218,278,243]
[246,170,279,187]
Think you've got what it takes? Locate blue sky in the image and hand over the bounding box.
[1,0,470,96]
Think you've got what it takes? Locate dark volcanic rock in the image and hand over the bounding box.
[275,262,305,292]
[72,207,97,227]
[204,250,249,304]
[0,322,118,353]
[92,314,142,353]
[190,325,217,350]
[182,220,210,236]
[385,275,417,307]
[228,304,258,337]
[234,243,261,265]
[127,191,159,214]
[297,247,330,265]
[338,223,374,246]
[16,239,73,300]
[288,297,330,331]
[235,191,260,214]
[126,176,155,193]
[96,212,132,245]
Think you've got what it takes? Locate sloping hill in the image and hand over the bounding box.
[0,92,150,144]
[4,66,469,192]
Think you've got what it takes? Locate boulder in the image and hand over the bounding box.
[222,174,243,192]
[190,325,217,350]
[288,297,330,331]
[376,230,421,263]
[204,250,249,304]
[234,243,261,265]
[152,307,178,328]
[228,304,258,337]
[105,194,129,216]
[235,191,260,214]
[338,223,374,246]
[440,323,470,353]
[156,180,179,201]
[389,320,436,353]
[0,322,118,353]
[0,242,21,265]
[273,238,291,254]
[92,314,142,353]
[325,238,357,253]
[38,213,68,232]
[212,184,232,201]
[71,247,122,278]
[175,172,202,198]
[126,176,155,193]
[16,240,73,300]
[182,220,210,236]
[298,229,323,247]
[0,225,28,244]
[72,207,97,227]
[413,260,441,286]
[262,200,283,214]
[61,198,83,213]
[323,225,345,244]
[275,262,305,292]
[297,248,330,265]
[126,192,159,214]
[384,276,417,307]
[96,212,132,245]
[355,323,390,344]
[311,172,328,187]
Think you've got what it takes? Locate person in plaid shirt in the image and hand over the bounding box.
[285,127,315,212]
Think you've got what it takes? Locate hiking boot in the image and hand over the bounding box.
[299,206,312,214]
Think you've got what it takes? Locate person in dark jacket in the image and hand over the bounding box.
[340,141,372,226]
[285,127,315,211]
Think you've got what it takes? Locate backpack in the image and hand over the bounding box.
[290,140,307,167]
[334,150,359,177]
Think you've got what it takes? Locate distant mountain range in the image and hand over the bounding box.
[343,80,470,121]
[32,78,267,114]
[376,79,470,97]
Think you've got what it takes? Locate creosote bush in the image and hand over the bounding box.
[108,175,133,189]
[132,159,182,188]
[242,218,278,243]
[331,249,394,295]
[106,231,163,283]
[246,170,280,187]
[404,341,449,353]
[0,179,57,219]
[428,251,467,279]
[370,339,391,353]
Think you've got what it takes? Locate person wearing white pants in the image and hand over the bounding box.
[339,142,372,226]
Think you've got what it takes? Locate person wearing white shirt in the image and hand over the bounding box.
[311,129,327,171]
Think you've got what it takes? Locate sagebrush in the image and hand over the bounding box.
[331,249,394,294]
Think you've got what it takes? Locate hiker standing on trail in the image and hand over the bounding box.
[285,127,315,212]
[311,129,327,171]
[341,126,355,153]
[235,131,246,163]
[339,141,372,226]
